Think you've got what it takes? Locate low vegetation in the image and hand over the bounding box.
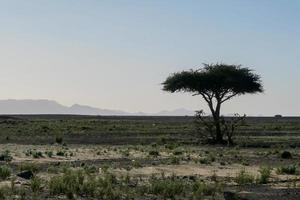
[0,116,299,199]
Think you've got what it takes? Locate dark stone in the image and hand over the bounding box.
[17,170,34,179]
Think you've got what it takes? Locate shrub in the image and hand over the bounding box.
[46,151,53,158]
[0,150,13,162]
[84,165,98,174]
[277,165,296,175]
[19,162,40,173]
[170,156,180,164]
[208,154,216,162]
[81,176,98,197]
[132,160,142,168]
[173,149,183,156]
[17,186,27,200]
[0,186,10,199]
[148,178,185,199]
[149,150,160,156]
[56,151,65,156]
[0,165,11,180]
[30,176,43,193]
[96,173,120,200]
[32,151,43,159]
[193,181,223,198]
[55,135,63,144]
[235,169,254,185]
[49,169,84,199]
[49,168,125,199]
[281,151,292,159]
[165,143,178,150]
[199,157,211,165]
[49,175,64,195]
[258,166,272,184]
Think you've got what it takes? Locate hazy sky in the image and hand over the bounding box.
[0,0,299,116]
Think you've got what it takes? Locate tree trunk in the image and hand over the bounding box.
[213,101,225,144]
[206,97,225,144]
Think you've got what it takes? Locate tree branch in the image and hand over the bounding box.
[221,93,238,103]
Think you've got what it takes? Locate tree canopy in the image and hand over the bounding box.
[163,63,263,103]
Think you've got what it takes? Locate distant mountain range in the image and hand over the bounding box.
[0,99,195,116]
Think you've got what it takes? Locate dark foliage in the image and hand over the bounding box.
[281,151,292,159]
[163,63,263,144]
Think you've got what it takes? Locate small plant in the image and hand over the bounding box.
[55,135,63,144]
[277,165,296,175]
[170,156,180,164]
[235,168,254,185]
[208,154,216,162]
[49,169,85,198]
[30,176,43,193]
[0,150,13,162]
[149,150,160,156]
[132,160,142,168]
[56,151,65,156]
[84,165,98,174]
[173,149,183,156]
[32,151,43,159]
[17,186,27,200]
[46,151,53,158]
[258,166,272,184]
[165,143,178,150]
[0,165,11,180]
[193,180,223,198]
[199,157,211,165]
[148,177,185,199]
[19,162,40,173]
[0,186,10,199]
[49,175,64,195]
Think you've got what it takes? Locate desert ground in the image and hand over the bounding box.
[0,115,299,199]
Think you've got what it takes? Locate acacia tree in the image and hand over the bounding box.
[162,63,263,144]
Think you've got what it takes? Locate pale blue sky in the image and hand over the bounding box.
[0,0,299,115]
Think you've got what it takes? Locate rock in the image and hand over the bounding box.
[17,170,34,179]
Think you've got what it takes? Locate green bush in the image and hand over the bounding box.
[49,168,121,199]
[46,151,53,158]
[19,162,40,173]
[49,175,64,195]
[193,181,223,198]
[0,150,13,162]
[234,169,254,185]
[258,166,272,184]
[56,151,65,156]
[170,156,180,164]
[96,173,120,200]
[0,165,11,180]
[49,169,84,199]
[277,165,296,175]
[30,176,43,193]
[148,178,185,199]
[55,135,63,144]
[0,186,10,199]
[149,150,160,156]
[199,157,211,165]
[173,149,183,156]
[32,151,43,159]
